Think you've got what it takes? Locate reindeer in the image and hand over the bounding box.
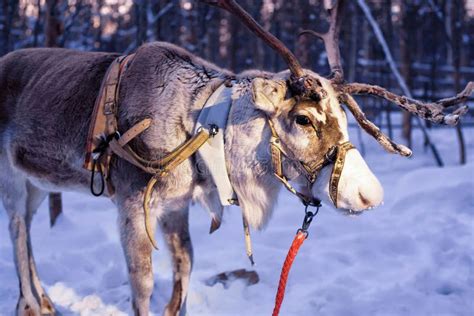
[0,0,471,315]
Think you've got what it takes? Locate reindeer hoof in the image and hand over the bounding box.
[17,297,41,316]
[40,293,56,315]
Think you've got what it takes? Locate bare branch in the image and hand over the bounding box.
[150,2,174,24]
[344,82,472,126]
[340,93,412,157]
[299,0,344,83]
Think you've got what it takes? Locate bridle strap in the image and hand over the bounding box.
[111,127,212,250]
[267,120,320,206]
[329,141,355,206]
[269,125,284,180]
[267,119,355,208]
[85,55,218,249]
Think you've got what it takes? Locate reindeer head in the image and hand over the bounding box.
[251,70,383,212]
[206,0,472,216]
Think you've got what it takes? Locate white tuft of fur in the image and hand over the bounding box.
[192,184,223,225]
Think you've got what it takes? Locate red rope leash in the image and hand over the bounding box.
[272,231,307,316]
[272,201,320,316]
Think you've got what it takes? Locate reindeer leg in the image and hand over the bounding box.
[1,166,41,315]
[161,207,193,316]
[118,195,156,316]
[24,183,55,315]
[27,244,55,316]
[9,214,41,316]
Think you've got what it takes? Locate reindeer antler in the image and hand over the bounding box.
[300,0,472,156]
[340,93,412,156]
[204,0,472,156]
[343,82,472,126]
[201,0,324,100]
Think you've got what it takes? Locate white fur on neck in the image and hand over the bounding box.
[225,83,282,229]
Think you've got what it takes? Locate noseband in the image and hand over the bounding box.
[267,119,355,207]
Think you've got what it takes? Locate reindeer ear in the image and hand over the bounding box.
[252,78,287,114]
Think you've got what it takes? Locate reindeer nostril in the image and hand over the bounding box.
[358,192,370,207]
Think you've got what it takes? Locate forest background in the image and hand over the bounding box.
[1,0,473,164]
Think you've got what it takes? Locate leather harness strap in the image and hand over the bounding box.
[84,55,135,174]
[84,55,216,249]
[329,141,355,206]
[117,118,152,147]
[139,128,213,249]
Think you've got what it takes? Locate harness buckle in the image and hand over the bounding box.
[103,101,116,115]
[297,203,321,238]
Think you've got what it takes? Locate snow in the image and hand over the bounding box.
[1,125,473,316]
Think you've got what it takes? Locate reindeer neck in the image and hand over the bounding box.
[224,78,283,229]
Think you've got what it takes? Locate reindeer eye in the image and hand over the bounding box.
[295,115,311,126]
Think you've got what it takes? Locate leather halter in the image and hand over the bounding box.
[267,119,355,207]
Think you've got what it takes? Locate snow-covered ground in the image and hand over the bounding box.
[1,125,473,316]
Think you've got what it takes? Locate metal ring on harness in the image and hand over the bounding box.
[89,132,120,197]
[297,203,321,238]
[90,157,105,196]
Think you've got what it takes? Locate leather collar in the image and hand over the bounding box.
[195,83,238,206]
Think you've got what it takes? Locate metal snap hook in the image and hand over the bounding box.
[297,202,321,237]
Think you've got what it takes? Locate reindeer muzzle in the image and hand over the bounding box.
[300,141,355,207]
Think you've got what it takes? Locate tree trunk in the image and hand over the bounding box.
[1,0,18,55]
[399,2,413,148]
[450,0,466,164]
[94,0,104,50]
[32,0,42,47]
[45,0,61,47]
[384,0,393,140]
[135,0,149,48]
[48,192,62,227]
[45,0,63,225]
